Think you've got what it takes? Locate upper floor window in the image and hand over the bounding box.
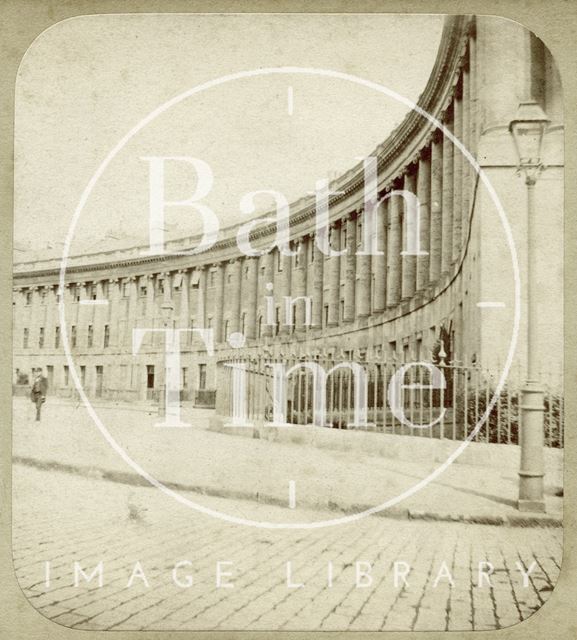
[103,324,110,348]
[87,324,94,348]
[38,327,45,349]
[25,291,32,306]
[55,326,60,349]
[23,327,29,349]
[71,325,77,348]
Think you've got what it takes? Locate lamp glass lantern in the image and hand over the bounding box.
[508,101,550,180]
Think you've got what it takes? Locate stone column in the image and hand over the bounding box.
[429,135,443,283]
[229,258,242,335]
[77,282,88,349]
[43,285,57,351]
[280,249,292,334]
[178,270,190,347]
[108,278,121,349]
[462,62,471,239]
[144,275,155,345]
[178,270,190,328]
[416,150,432,292]
[197,267,207,329]
[126,276,138,350]
[356,212,371,319]
[387,187,402,308]
[327,222,341,327]
[452,86,464,263]
[245,257,258,339]
[372,197,387,313]
[292,239,307,332]
[343,213,357,322]
[262,251,274,338]
[469,33,480,154]
[93,281,106,349]
[401,170,417,300]
[213,262,225,343]
[312,233,324,328]
[441,114,454,275]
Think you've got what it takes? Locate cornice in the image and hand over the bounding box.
[14,16,472,285]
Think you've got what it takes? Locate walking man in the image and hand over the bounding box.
[30,369,48,422]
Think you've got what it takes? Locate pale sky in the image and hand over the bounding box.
[14,13,444,258]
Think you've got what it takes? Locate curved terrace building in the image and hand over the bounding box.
[13,15,563,423]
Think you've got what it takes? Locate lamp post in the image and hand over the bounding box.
[158,300,174,417]
[509,101,550,513]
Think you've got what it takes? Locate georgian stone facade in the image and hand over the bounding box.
[13,16,564,403]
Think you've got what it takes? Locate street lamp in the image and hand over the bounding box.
[509,100,550,513]
[158,300,174,417]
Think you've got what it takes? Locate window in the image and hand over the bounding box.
[324,304,329,328]
[415,338,422,361]
[342,228,348,249]
[224,320,230,341]
[310,242,315,263]
[40,290,46,305]
[87,324,94,348]
[198,364,207,390]
[340,300,345,321]
[73,286,80,303]
[209,271,216,287]
[101,281,109,298]
[357,221,363,247]
[207,316,213,329]
[294,247,301,267]
[140,285,147,297]
[25,291,32,306]
[80,365,86,386]
[258,316,263,338]
[389,340,397,360]
[71,325,77,348]
[277,251,283,272]
[274,306,280,336]
[158,279,164,295]
[241,313,246,335]
[23,327,29,348]
[147,365,155,389]
[63,365,69,386]
[55,326,60,349]
[227,273,232,284]
[181,367,188,389]
[38,327,45,348]
[89,284,97,300]
[123,281,130,297]
[103,324,110,348]
[244,266,249,280]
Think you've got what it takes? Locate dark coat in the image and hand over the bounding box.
[30,376,48,402]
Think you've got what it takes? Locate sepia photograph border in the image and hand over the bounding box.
[0,0,575,638]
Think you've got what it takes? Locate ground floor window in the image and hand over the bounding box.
[198,363,207,390]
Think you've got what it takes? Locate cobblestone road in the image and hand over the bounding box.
[13,464,562,632]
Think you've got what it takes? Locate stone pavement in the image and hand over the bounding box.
[12,397,563,526]
[11,396,565,631]
[13,464,562,632]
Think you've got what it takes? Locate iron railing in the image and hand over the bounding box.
[216,357,563,448]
